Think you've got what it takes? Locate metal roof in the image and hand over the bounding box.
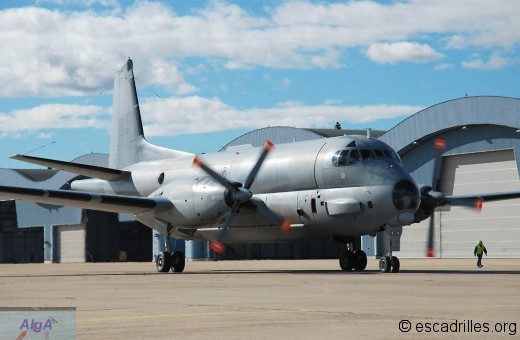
[379,96,520,154]
[221,126,386,150]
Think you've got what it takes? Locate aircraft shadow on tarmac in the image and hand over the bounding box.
[3,268,520,278]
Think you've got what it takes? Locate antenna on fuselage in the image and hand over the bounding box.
[366,128,372,138]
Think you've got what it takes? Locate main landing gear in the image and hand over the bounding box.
[339,249,367,271]
[378,254,400,273]
[155,234,185,273]
[156,251,186,273]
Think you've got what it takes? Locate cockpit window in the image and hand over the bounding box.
[332,148,401,166]
[349,150,360,164]
[360,150,374,160]
[390,150,401,162]
[374,149,385,158]
[332,150,349,166]
[332,149,360,166]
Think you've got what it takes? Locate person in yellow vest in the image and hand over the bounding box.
[474,240,488,268]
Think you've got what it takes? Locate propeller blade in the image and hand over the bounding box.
[193,156,237,193]
[424,138,445,257]
[209,240,225,254]
[250,197,292,233]
[210,201,240,254]
[195,141,278,255]
[444,196,484,211]
[243,140,274,189]
[426,211,435,257]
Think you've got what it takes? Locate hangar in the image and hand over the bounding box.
[1,96,519,263]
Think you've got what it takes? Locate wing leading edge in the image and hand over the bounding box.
[0,185,172,214]
[10,154,129,181]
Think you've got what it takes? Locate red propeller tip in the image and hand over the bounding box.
[263,139,275,152]
[192,156,202,167]
[474,197,483,211]
[280,218,291,233]
[210,240,225,254]
[434,138,447,150]
[426,248,436,257]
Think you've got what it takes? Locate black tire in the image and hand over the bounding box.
[156,251,171,273]
[170,251,186,273]
[391,256,400,273]
[379,256,391,273]
[353,250,367,271]
[339,250,354,271]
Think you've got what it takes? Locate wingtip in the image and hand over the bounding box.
[9,154,23,160]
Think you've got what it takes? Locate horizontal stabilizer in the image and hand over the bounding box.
[10,154,129,181]
[0,185,172,214]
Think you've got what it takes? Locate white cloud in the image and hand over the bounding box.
[462,53,511,70]
[139,96,423,137]
[0,1,519,98]
[434,63,454,71]
[0,95,422,138]
[0,104,108,136]
[366,42,443,64]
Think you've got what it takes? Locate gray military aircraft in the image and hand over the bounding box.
[1,59,519,273]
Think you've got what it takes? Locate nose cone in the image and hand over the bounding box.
[392,180,421,211]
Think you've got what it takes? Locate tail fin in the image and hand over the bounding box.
[109,58,192,168]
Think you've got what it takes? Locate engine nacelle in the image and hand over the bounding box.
[155,177,230,226]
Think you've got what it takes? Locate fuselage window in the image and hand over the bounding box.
[383,150,392,159]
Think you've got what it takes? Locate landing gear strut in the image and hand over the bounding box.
[339,249,367,271]
[378,225,402,273]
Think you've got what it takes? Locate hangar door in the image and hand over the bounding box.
[438,149,520,258]
[56,224,85,262]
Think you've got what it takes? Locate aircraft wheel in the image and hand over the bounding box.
[379,256,391,273]
[171,251,186,273]
[156,251,171,273]
[391,256,400,273]
[339,250,354,271]
[353,250,367,271]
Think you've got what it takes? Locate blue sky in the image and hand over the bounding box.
[0,0,518,169]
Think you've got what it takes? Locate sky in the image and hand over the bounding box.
[0,0,519,169]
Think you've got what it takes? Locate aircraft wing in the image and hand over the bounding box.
[0,185,172,214]
[10,154,129,181]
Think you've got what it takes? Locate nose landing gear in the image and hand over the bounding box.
[379,255,400,273]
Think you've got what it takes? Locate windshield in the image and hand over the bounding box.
[332,148,401,166]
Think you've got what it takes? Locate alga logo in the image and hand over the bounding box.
[16,318,56,339]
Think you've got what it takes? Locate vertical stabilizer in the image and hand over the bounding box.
[109,59,192,168]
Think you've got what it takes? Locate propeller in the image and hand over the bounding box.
[418,137,486,257]
[424,138,447,257]
[193,140,291,254]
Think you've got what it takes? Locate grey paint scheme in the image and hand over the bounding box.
[1,59,416,245]
[109,58,192,169]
